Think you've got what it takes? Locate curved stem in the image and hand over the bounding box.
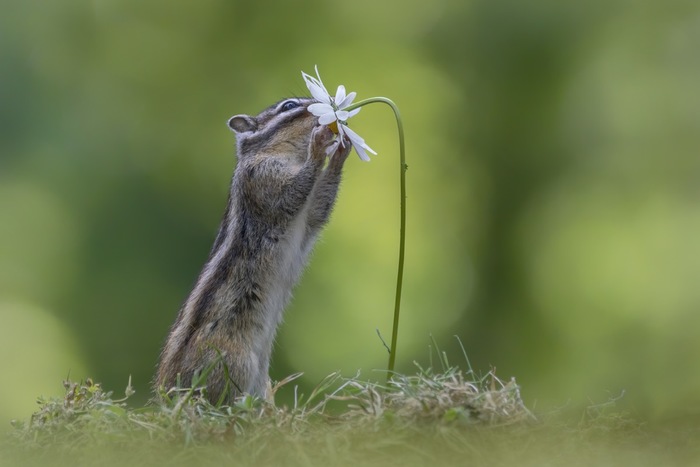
[346,97,406,379]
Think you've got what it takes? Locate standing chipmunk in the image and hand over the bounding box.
[155,97,351,403]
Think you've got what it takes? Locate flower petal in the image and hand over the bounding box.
[342,125,366,145]
[325,139,340,155]
[308,103,334,116]
[301,71,314,86]
[314,65,331,96]
[334,85,346,105]
[355,145,371,161]
[318,113,338,125]
[302,70,331,104]
[335,110,349,121]
[308,82,331,104]
[337,91,356,109]
[301,71,317,85]
[336,123,346,146]
[343,125,377,158]
[346,107,361,119]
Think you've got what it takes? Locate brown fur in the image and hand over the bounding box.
[155,98,351,403]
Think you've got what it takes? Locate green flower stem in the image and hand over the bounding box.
[345,97,406,379]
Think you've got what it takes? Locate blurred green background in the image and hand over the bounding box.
[2,0,699,427]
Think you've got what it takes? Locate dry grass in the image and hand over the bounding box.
[3,357,697,467]
[338,366,533,426]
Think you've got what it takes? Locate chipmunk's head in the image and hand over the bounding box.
[228,97,318,161]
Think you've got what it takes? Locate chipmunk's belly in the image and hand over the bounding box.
[253,205,310,358]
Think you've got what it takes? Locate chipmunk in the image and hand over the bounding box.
[155,97,351,403]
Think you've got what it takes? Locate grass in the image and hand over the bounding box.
[3,353,699,467]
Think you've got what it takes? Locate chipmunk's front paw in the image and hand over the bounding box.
[310,125,334,163]
[328,135,352,169]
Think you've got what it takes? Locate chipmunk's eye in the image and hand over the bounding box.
[280,100,300,112]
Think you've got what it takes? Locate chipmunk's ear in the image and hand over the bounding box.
[227,115,257,134]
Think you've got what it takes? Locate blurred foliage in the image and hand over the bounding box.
[1,0,699,428]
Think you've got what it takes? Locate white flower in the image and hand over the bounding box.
[301,66,377,161]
